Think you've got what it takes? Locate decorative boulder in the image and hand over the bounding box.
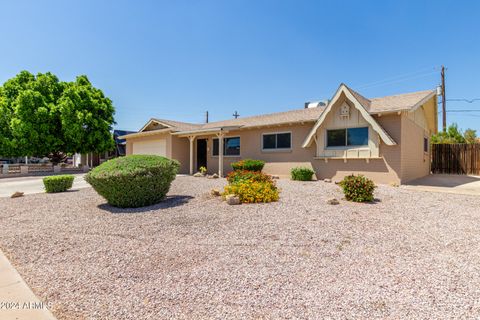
[11,191,24,198]
[211,189,221,196]
[326,198,340,205]
[193,172,203,177]
[225,194,240,205]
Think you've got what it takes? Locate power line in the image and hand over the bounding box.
[438,112,480,119]
[446,98,480,103]
[438,110,480,113]
[355,69,438,90]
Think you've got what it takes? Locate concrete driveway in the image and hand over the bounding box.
[403,174,480,195]
[0,174,89,197]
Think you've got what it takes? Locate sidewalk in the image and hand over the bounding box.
[0,249,56,319]
[0,173,89,197]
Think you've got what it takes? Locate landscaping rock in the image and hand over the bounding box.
[271,175,280,179]
[193,172,203,177]
[326,198,339,205]
[211,173,219,179]
[11,191,24,198]
[324,178,332,183]
[389,182,400,187]
[210,189,221,196]
[225,194,241,205]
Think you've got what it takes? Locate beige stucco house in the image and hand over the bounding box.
[120,84,438,184]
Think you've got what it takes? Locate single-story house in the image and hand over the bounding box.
[120,84,438,184]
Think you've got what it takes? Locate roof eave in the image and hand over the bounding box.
[119,128,174,139]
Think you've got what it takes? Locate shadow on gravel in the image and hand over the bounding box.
[97,195,194,214]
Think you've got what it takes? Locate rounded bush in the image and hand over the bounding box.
[231,159,265,172]
[339,174,376,202]
[291,167,315,181]
[43,175,75,193]
[85,155,179,208]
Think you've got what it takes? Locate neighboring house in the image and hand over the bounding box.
[120,84,438,184]
[77,129,136,167]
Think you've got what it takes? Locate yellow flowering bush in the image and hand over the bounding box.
[223,180,279,203]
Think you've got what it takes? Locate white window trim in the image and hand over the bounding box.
[261,131,292,152]
[212,136,241,157]
[325,126,369,150]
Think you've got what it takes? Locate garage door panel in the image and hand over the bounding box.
[132,139,166,156]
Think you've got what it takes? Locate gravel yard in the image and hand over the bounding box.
[1,175,480,319]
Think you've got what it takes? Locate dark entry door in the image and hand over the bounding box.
[197,139,207,170]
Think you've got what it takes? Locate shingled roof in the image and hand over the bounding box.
[344,85,436,114]
[124,84,437,139]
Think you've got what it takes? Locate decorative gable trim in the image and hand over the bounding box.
[139,119,173,132]
[302,84,397,148]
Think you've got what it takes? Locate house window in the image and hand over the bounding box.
[326,127,368,147]
[262,132,292,150]
[213,137,240,156]
[424,137,428,152]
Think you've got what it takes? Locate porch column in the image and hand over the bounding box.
[188,136,195,175]
[217,132,224,177]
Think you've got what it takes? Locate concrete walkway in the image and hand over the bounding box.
[403,174,480,195]
[0,249,56,319]
[0,174,89,197]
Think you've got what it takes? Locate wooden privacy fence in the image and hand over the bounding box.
[431,144,480,175]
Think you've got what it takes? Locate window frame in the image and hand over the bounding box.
[423,136,429,153]
[261,131,292,152]
[212,136,241,157]
[325,127,369,149]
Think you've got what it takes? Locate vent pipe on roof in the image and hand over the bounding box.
[205,111,209,123]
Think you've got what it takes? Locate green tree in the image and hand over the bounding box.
[0,71,115,162]
[464,129,477,144]
[431,123,472,144]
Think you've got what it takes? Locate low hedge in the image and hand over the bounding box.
[85,155,179,208]
[43,175,74,193]
[339,174,376,202]
[226,170,273,184]
[291,167,315,181]
[231,159,265,171]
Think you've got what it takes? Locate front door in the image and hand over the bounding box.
[197,139,207,171]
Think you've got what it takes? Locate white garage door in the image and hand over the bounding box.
[132,139,167,156]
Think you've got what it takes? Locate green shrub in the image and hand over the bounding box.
[85,155,179,208]
[231,159,265,171]
[43,175,74,193]
[291,167,315,181]
[223,180,279,203]
[226,170,273,184]
[339,174,376,202]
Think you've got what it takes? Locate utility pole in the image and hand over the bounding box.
[441,65,446,132]
[233,111,240,119]
[205,111,209,123]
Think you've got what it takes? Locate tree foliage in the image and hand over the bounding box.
[464,129,478,144]
[0,71,115,160]
[431,123,478,144]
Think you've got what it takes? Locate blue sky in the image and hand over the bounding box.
[1,0,479,132]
